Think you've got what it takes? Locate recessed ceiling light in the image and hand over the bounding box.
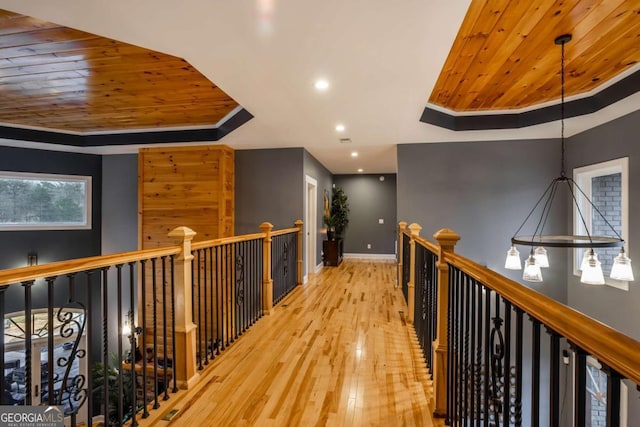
[357,168,364,173]
[335,124,345,132]
[314,79,329,91]
[351,151,358,158]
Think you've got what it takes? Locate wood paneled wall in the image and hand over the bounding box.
[138,145,235,249]
[138,145,235,347]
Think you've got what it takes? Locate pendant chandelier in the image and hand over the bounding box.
[504,34,634,285]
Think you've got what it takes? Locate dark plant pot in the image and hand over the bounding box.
[327,230,334,241]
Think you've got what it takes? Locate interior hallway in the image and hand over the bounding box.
[154,259,441,427]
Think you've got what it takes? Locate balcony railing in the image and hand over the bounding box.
[0,221,302,426]
[398,222,640,427]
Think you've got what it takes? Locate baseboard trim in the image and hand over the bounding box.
[343,253,397,260]
[315,262,323,273]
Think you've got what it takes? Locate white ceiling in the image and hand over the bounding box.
[1,0,639,174]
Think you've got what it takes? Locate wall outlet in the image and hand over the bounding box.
[378,218,384,224]
[367,244,371,249]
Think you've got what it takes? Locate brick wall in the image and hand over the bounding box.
[591,173,622,274]
[586,364,608,426]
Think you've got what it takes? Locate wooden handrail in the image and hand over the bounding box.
[191,232,265,250]
[414,235,439,255]
[0,226,296,286]
[0,246,181,286]
[271,227,298,237]
[444,250,640,385]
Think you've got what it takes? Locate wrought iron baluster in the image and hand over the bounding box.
[283,239,289,297]
[483,287,492,427]
[53,273,87,424]
[216,246,222,354]
[161,256,170,400]
[128,262,138,427]
[236,244,245,337]
[169,256,178,393]
[258,239,264,319]
[85,270,94,424]
[455,268,462,424]
[207,248,214,359]
[140,260,149,419]
[116,264,124,423]
[22,280,34,406]
[489,292,505,423]
[55,272,87,425]
[469,277,476,425]
[149,258,159,410]
[216,246,226,350]
[604,364,622,427]
[462,272,469,425]
[475,283,483,426]
[531,318,541,427]
[227,244,233,345]
[573,345,587,427]
[251,239,257,325]
[502,300,512,427]
[101,267,110,423]
[202,248,209,365]
[547,328,560,426]
[514,308,524,427]
[196,250,203,370]
[46,276,56,406]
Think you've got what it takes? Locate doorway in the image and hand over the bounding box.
[305,175,317,282]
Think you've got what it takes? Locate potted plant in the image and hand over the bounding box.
[324,214,336,241]
[330,187,349,238]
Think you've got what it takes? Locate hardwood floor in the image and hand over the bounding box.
[151,260,442,427]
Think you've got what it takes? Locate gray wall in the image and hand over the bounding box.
[333,174,397,254]
[566,110,640,426]
[397,138,569,425]
[0,146,102,324]
[102,154,138,254]
[0,146,102,271]
[303,150,333,268]
[235,148,304,234]
[397,138,567,303]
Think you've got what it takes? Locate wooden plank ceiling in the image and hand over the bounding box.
[0,9,239,133]
[429,0,640,112]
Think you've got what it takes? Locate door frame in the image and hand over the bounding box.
[305,175,318,283]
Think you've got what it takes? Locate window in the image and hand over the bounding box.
[0,172,91,230]
[581,356,628,426]
[573,158,628,289]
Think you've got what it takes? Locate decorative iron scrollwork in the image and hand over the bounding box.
[236,254,245,305]
[490,315,505,421]
[421,258,429,321]
[283,242,289,277]
[55,303,87,415]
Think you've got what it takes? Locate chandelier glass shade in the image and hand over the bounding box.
[505,34,634,285]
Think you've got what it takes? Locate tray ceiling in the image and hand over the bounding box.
[429,0,640,112]
[0,9,239,133]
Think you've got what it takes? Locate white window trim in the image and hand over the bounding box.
[572,157,629,290]
[0,171,92,231]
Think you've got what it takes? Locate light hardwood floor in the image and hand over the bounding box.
[151,259,442,427]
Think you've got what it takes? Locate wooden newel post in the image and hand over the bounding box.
[431,228,460,418]
[397,221,408,289]
[407,223,421,325]
[295,220,304,286]
[167,226,200,389]
[260,222,274,315]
